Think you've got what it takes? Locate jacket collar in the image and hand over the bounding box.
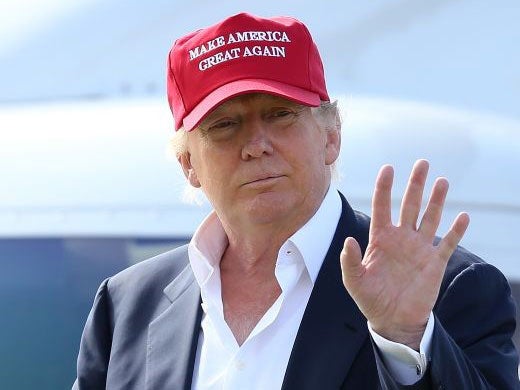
[146,261,202,390]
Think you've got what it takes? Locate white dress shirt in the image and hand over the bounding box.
[188,187,433,389]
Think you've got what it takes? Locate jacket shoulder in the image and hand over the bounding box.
[440,244,504,295]
[105,244,192,306]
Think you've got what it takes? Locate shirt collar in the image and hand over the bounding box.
[287,186,342,283]
[188,211,228,288]
[188,186,342,287]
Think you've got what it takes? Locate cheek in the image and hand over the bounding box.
[293,134,327,166]
[192,153,233,195]
[294,138,330,184]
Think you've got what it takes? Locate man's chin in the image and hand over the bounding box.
[242,194,294,224]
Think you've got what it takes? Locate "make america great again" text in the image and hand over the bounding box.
[188,31,291,71]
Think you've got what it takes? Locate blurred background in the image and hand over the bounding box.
[0,1,519,388]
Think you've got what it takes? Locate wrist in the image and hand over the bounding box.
[369,323,426,351]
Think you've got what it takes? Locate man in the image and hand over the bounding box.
[73,13,519,389]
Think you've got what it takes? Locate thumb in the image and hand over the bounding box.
[340,237,364,288]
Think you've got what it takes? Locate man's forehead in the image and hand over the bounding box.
[206,93,305,116]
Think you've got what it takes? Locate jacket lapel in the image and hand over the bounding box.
[282,192,371,389]
[145,263,202,390]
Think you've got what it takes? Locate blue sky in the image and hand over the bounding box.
[0,0,518,120]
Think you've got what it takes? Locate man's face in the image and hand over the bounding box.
[179,94,340,231]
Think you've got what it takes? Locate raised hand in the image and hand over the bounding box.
[340,160,470,350]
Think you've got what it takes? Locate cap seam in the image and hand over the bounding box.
[302,24,313,93]
[168,45,186,113]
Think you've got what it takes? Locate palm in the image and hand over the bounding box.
[341,160,469,348]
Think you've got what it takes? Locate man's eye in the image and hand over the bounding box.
[271,110,292,118]
[209,120,236,130]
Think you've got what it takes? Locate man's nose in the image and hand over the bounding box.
[241,120,274,160]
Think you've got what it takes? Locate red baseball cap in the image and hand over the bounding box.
[167,12,329,131]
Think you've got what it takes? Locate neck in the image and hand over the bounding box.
[221,205,319,271]
[220,225,289,276]
[220,187,329,274]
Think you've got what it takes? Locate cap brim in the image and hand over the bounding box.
[182,79,322,131]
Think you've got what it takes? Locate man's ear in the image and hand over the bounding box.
[325,125,341,166]
[178,153,201,188]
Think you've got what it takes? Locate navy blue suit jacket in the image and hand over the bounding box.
[73,193,520,389]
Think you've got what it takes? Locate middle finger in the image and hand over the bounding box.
[398,159,429,229]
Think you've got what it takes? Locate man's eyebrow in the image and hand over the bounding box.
[199,110,228,129]
[200,101,236,123]
[200,96,306,125]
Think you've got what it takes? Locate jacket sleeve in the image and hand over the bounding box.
[375,262,520,389]
[72,278,113,390]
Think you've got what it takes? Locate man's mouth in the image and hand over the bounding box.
[242,174,284,187]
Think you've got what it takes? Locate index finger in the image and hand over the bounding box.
[371,165,394,230]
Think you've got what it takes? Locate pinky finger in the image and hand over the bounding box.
[438,212,470,260]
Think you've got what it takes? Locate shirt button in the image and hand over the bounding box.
[235,360,245,370]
